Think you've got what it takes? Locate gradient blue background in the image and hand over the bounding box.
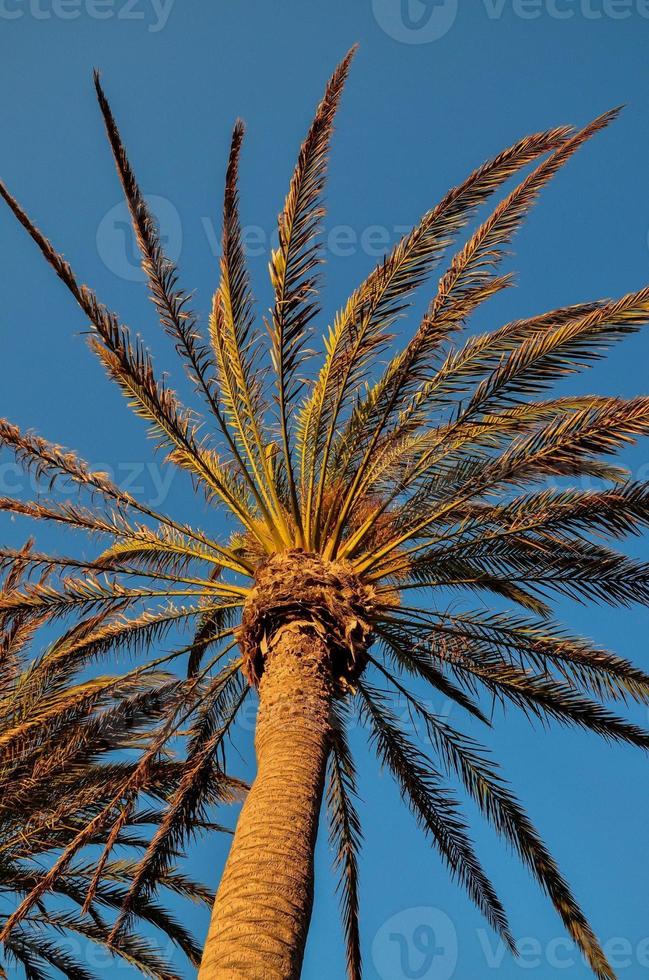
[1,1,649,977]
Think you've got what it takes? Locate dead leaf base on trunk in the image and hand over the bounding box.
[238,549,377,692]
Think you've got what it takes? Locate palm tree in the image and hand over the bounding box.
[0,543,237,978]
[1,45,649,979]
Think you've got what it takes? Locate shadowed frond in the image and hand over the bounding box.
[398,607,649,703]
[0,556,228,978]
[357,681,515,951]
[108,662,248,939]
[386,685,614,980]
[327,704,363,980]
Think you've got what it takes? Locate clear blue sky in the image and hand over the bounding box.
[1,2,649,978]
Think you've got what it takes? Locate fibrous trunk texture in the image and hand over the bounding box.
[198,624,333,979]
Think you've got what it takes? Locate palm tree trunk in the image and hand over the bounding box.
[199,625,333,979]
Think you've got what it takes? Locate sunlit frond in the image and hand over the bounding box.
[210,122,285,536]
[268,46,356,533]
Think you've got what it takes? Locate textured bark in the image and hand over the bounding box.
[199,624,334,979]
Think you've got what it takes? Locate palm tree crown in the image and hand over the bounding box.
[2,46,649,979]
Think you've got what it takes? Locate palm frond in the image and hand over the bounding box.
[392,607,649,703]
[327,704,362,980]
[440,645,649,747]
[0,557,224,979]
[0,184,264,541]
[94,73,278,522]
[356,681,515,951]
[385,686,614,980]
[210,121,284,532]
[298,120,584,544]
[314,126,574,507]
[0,418,253,575]
[108,663,247,938]
[268,46,356,533]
